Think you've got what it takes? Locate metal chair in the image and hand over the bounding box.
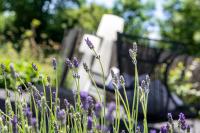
[115,33,199,122]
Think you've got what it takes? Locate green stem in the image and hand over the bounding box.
[92,49,106,127]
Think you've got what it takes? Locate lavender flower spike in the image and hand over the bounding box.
[94,102,102,117]
[32,63,38,71]
[178,112,187,130]
[31,118,38,131]
[106,102,116,123]
[65,58,73,69]
[52,58,57,70]
[85,37,94,49]
[160,126,168,133]
[64,99,70,109]
[72,57,79,68]
[11,115,18,133]
[167,113,173,124]
[57,109,66,125]
[87,116,93,130]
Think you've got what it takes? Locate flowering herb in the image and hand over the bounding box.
[0,38,190,133]
[52,58,57,70]
[85,37,94,49]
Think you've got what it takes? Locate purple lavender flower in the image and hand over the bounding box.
[80,91,89,110]
[56,109,66,125]
[23,107,32,125]
[167,113,173,124]
[18,86,22,94]
[87,116,93,130]
[72,57,79,68]
[136,126,141,133]
[108,102,116,113]
[178,112,187,130]
[80,92,94,110]
[52,91,56,102]
[87,96,94,108]
[94,102,102,117]
[83,62,89,72]
[65,58,73,69]
[31,118,37,130]
[11,115,18,133]
[52,58,57,70]
[160,126,168,133]
[150,129,156,133]
[32,63,38,71]
[80,91,88,101]
[96,125,109,132]
[64,99,70,109]
[36,100,42,109]
[106,102,116,123]
[85,37,94,49]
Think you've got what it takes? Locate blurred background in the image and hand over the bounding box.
[1,0,200,114]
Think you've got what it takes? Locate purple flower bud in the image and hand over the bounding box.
[178,112,187,130]
[65,58,73,69]
[85,37,94,49]
[72,57,79,68]
[18,86,22,93]
[150,129,156,133]
[87,96,93,108]
[36,100,41,109]
[94,102,102,117]
[167,113,173,122]
[136,126,141,133]
[80,91,88,101]
[160,126,168,133]
[27,82,32,87]
[64,99,70,108]
[96,125,109,132]
[83,62,89,72]
[23,107,32,125]
[56,109,66,125]
[87,116,93,130]
[80,92,93,110]
[108,102,116,113]
[52,91,56,102]
[11,115,18,133]
[52,58,57,70]
[106,102,116,123]
[32,63,38,71]
[31,118,37,130]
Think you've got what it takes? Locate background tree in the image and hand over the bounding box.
[160,0,200,55]
[113,0,155,36]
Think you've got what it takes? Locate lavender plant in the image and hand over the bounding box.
[0,38,191,133]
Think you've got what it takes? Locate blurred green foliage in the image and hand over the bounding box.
[0,41,56,89]
[160,0,200,55]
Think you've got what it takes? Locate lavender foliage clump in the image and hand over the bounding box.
[0,38,192,133]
